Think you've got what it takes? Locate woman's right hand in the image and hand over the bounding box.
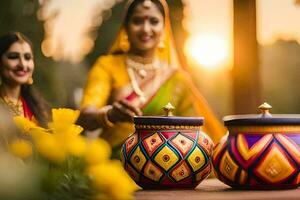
[107,99,142,123]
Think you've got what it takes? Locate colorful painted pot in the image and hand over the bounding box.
[213,103,300,189]
[121,103,214,189]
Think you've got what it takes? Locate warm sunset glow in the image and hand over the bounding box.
[181,0,233,70]
[185,34,229,69]
[257,0,300,45]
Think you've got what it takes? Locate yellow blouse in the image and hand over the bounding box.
[81,54,226,147]
[81,54,136,147]
[81,54,130,109]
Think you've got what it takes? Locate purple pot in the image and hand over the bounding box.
[213,103,300,189]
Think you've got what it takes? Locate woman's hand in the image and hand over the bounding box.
[107,100,142,123]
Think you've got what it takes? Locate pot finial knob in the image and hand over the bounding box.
[258,102,272,117]
[163,103,175,117]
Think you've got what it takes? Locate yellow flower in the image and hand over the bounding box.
[12,108,88,164]
[85,139,111,165]
[64,124,83,136]
[87,161,138,200]
[29,127,50,142]
[49,108,82,136]
[66,135,87,157]
[48,123,83,138]
[49,123,85,157]
[9,140,33,159]
[13,116,37,134]
[35,133,67,163]
[52,108,80,125]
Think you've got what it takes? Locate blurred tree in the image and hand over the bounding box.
[233,0,261,114]
[260,40,300,113]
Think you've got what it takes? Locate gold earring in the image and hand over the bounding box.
[120,33,130,52]
[158,38,165,51]
[27,77,33,85]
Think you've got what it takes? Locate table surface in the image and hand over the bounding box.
[135,179,300,200]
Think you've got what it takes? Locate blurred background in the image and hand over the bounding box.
[0,0,299,118]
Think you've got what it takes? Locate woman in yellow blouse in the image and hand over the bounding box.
[78,0,226,155]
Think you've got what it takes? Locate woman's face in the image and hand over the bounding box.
[0,41,34,86]
[127,2,164,53]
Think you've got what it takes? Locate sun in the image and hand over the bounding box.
[185,34,229,69]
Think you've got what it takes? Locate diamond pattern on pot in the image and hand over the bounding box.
[154,146,179,171]
[237,134,272,161]
[125,164,140,182]
[170,133,193,157]
[125,134,138,155]
[219,151,239,182]
[187,146,206,172]
[275,134,300,164]
[197,131,214,155]
[143,161,164,182]
[254,144,296,183]
[196,162,211,182]
[142,132,164,156]
[170,161,191,182]
[130,146,147,172]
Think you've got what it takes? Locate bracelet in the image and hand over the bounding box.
[98,105,114,128]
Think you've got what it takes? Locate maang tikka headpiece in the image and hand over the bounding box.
[143,0,152,8]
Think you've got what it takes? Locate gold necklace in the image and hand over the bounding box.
[126,67,146,103]
[125,54,168,104]
[0,95,24,116]
[126,55,160,79]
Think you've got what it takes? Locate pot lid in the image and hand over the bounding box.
[134,103,204,126]
[224,102,300,126]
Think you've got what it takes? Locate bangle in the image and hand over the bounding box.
[98,105,114,128]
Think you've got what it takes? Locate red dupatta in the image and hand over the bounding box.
[20,97,34,120]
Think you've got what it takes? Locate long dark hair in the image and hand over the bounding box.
[0,31,51,127]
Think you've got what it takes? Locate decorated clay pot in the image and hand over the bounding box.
[213,103,300,189]
[121,103,214,189]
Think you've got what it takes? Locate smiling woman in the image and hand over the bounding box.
[78,0,226,158]
[0,32,50,127]
[1,41,34,86]
[125,0,165,55]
